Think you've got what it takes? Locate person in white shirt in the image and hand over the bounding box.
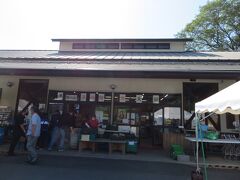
[26,106,41,164]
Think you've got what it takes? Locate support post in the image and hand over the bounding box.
[110,84,116,125]
[110,90,114,125]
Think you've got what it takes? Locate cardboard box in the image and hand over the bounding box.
[81,134,90,141]
[177,155,190,162]
[81,134,96,141]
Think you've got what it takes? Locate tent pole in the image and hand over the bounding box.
[195,114,199,171]
[195,111,216,172]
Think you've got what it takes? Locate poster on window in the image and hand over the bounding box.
[38,104,46,111]
[153,95,159,104]
[65,94,78,101]
[131,113,136,120]
[89,93,96,102]
[119,94,126,103]
[80,93,87,102]
[136,95,143,103]
[54,92,63,100]
[95,111,104,124]
[98,93,105,102]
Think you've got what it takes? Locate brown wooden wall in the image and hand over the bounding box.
[163,132,192,153]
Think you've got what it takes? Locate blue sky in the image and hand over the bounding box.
[0,0,209,50]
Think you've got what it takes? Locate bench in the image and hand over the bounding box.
[79,138,127,154]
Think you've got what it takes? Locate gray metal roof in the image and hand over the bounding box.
[0,61,240,71]
[0,50,239,61]
[0,50,240,78]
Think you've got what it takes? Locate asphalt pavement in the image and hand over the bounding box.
[0,154,239,180]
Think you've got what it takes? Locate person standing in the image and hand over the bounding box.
[73,111,84,136]
[37,113,49,149]
[48,110,61,151]
[57,111,74,151]
[7,111,27,156]
[197,120,208,158]
[26,106,41,164]
[87,115,99,129]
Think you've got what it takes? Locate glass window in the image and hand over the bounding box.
[145,43,158,49]
[95,106,110,125]
[121,43,170,49]
[226,113,236,129]
[133,43,145,49]
[157,43,170,49]
[154,108,163,125]
[164,107,181,128]
[121,43,133,49]
[72,43,119,49]
[84,43,96,49]
[95,43,107,49]
[106,43,119,49]
[72,43,84,49]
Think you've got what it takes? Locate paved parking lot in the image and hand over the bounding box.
[0,154,239,180]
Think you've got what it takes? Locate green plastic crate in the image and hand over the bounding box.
[126,141,138,153]
[170,144,183,152]
[170,144,184,160]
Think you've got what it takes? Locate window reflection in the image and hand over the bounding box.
[154,109,163,126]
[164,107,181,128]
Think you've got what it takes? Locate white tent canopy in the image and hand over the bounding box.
[195,81,240,115]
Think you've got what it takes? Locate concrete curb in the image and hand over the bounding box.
[207,164,240,170]
[1,148,240,170]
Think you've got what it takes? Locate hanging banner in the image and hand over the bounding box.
[89,93,96,102]
[65,94,78,101]
[98,93,105,102]
[80,93,87,102]
[54,92,63,100]
[136,95,143,103]
[119,94,126,103]
[153,95,160,104]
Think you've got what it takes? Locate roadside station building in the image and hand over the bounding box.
[0,38,240,149]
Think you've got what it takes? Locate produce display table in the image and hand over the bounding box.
[185,136,240,158]
[185,137,240,144]
[79,138,127,154]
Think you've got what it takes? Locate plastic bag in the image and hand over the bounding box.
[205,131,219,140]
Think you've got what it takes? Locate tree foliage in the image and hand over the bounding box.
[176,0,240,51]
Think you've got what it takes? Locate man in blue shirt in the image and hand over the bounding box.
[197,120,208,158]
[26,106,41,164]
[198,120,208,139]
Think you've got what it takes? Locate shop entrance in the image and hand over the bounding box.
[15,79,49,113]
[137,106,164,149]
[114,105,164,149]
[183,82,219,130]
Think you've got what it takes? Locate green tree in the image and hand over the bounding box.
[176,0,240,51]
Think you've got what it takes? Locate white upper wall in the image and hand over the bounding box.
[57,40,187,52]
